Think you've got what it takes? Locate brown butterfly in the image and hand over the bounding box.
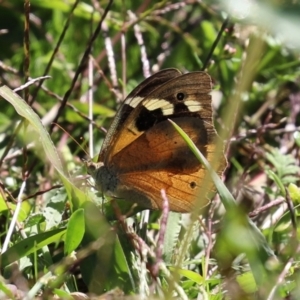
[87,69,226,212]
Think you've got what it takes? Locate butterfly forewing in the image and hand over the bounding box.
[107,72,213,162]
[99,68,181,163]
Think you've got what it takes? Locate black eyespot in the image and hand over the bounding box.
[177,92,185,100]
[190,181,196,189]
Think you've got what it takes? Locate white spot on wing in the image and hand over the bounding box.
[162,105,174,115]
[125,96,144,108]
[144,99,174,115]
[184,100,202,112]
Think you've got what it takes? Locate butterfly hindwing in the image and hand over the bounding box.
[111,113,220,211]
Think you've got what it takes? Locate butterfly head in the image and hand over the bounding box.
[86,161,119,195]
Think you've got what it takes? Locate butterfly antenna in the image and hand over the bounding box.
[53,123,90,158]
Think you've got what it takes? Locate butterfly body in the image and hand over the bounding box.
[88,69,226,212]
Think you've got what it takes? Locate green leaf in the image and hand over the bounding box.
[0,86,63,173]
[265,148,300,186]
[266,169,286,196]
[236,272,257,294]
[53,289,73,299]
[288,183,300,204]
[1,228,66,268]
[24,213,46,228]
[0,86,88,211]
[168,266,204,284]
[65,208,85,255]
[0,197,30,222]
[79,201,135,294]
[111,236,136,291]
[42,188,68,230]
[163,212,182,263]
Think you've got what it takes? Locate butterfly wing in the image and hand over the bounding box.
[111,117,220,211]
[99,68,181,162]
[102,71,225,212]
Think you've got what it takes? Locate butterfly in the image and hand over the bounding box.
[87,68,226,212]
